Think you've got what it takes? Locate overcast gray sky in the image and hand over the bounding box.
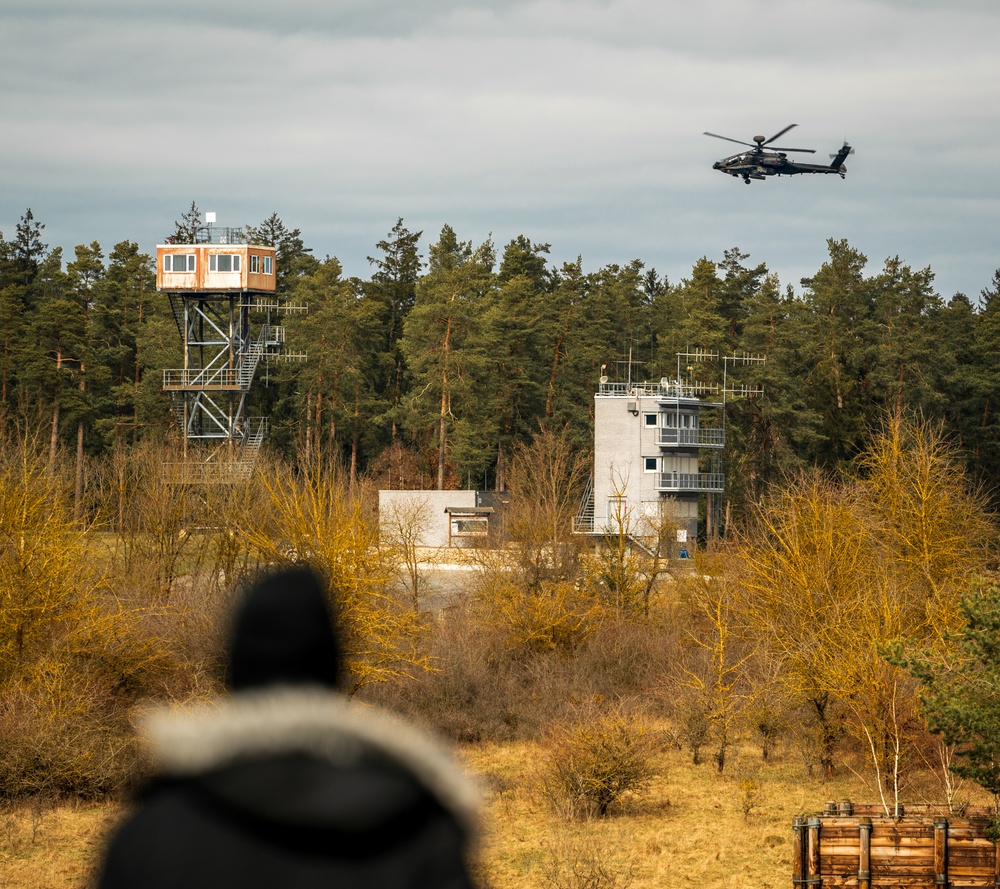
[3,0,997,300]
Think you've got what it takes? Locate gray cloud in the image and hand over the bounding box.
[2,0,998,298]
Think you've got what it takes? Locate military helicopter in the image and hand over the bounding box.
[704,124,853,184]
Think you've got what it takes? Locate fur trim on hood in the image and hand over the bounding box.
[138,687,481,836]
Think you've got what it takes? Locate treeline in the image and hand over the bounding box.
[3,204,1000,516]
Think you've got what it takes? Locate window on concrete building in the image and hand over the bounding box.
[644,457,658,472]
[644,413,657,426]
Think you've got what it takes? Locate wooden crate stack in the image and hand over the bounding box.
[793,802,999,889]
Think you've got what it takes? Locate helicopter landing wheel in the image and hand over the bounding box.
[743,178,751,185]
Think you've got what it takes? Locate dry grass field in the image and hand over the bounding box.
[2,730,975,889]
[0,798,118,889]
[464,737,876,889]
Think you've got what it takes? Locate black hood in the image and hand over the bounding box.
[225,564,342,692]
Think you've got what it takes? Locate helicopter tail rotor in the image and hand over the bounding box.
[829,142,854,169]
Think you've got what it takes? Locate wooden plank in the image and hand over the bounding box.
[824,826,867,838]
[868,878,977,887]
[867,864,937,871]
[869,838,935,849]
[951,843,996,854]
[868,824,919,832]
[868,823,934,830]
[869,853,934,864]
[823,875,993,889]
[949,866,998,875]
[824,843,865,856]
[948,828,995,841]
[820,873,998,887]
[946,857,996,866]
[821,860,864,872]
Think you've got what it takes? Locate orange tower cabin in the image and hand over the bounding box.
[156,241,277,292]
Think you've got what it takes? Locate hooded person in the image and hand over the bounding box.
[95,564,480,889]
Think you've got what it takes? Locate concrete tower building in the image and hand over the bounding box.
[576,351,763,553]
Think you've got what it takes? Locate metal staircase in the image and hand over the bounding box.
[573,475,595,533]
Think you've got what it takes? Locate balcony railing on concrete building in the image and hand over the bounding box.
[599,379,720,400]
[656,427,725,448]
[656,472,724,493]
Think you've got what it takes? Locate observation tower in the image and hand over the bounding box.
[156,213,305,480]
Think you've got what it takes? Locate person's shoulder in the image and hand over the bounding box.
[140,687,481,835]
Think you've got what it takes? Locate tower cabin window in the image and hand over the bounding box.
[209,254,241,273]
[250,254,260,274]
[163,254,195,272]
[664,412,696,428]
[263,256,273,275]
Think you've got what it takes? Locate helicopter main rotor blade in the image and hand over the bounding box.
[763,124,798,145]
[768,146,816,154]
[703,132,757,147]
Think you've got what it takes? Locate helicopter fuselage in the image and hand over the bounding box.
[713,142,852,184]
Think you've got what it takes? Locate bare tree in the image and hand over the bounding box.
[379,493,434,611]
[504,425,589,589]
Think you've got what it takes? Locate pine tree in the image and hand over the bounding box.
[892,582,1000,831]
[12,209,48,290]
[20,250,85,465]
[399,225,495,489]
[244,212,317,293]
[66,242,109,513]
[169,201,204,243]
[286,258,383,481]
[365,219,423,443]
[798,238,873,469]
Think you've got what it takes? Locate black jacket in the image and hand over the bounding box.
[96,687,479,889]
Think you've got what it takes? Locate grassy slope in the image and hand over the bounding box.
[5,735,981,889]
